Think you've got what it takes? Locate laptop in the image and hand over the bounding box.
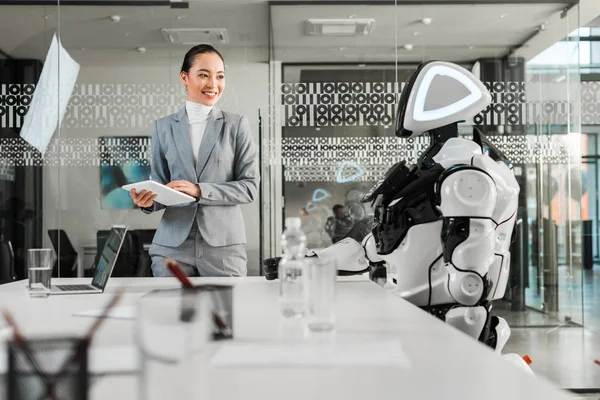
[51,226,127,295]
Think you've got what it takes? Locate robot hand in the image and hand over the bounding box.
[263,238,371,280]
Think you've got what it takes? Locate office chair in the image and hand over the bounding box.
[133,229,155,277]
[136,229,156,246]
[47,229,78,278]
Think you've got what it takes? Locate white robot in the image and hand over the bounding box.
[265,61,530,370]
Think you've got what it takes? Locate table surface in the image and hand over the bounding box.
[0,276,575,400]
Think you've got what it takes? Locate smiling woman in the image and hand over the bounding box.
[179,44,226,106]
[130,43,259,278]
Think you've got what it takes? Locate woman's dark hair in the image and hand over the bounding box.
[180,44,225,74]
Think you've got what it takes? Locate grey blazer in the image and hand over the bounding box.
[143,106,259,248]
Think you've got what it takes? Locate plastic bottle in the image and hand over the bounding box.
[279,217,307,318]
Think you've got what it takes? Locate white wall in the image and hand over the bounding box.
[43,61,268,276]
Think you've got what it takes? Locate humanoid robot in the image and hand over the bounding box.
[265,61,530,369]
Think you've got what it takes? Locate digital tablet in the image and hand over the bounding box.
[122,180,196,206]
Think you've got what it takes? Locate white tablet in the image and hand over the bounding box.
[122,180,196,206]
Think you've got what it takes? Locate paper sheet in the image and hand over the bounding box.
[72,306,137,320]
[20,32,80,155]
[210,341,413,368]
[89,346,138,373]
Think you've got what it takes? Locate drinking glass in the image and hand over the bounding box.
[28,249,53,298]
[304,257,337,332]
[137,288,212,400]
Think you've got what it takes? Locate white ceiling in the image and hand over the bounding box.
[0,1,573,66]
[271,3,569,63]
[0,2,269,65]
[587,14,600,27]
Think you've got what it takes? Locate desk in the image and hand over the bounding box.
[0,277,575,400]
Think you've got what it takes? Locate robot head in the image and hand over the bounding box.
[395,61,492,138]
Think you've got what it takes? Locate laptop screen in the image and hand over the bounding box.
[92,226,127,290]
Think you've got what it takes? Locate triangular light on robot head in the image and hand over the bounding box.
[412,65,482,122]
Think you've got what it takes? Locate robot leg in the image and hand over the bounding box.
[445,307,533,374]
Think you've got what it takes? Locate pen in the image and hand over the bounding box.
[166,259,194,288]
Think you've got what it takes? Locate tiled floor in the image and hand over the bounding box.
[502,326,600,390]
[497,265,600,392]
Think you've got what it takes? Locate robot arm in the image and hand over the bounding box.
[263,237,371,280]
[307,237,371,275]
[436,165,498,339]
[437,166,498,305]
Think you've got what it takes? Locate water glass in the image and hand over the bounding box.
[304,257,337,332]
[137,288,212,400]
[28,249,53,298]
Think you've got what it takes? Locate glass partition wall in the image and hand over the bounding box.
[264,0,588,389]
[0,4,59,283]
[0,0,268,280]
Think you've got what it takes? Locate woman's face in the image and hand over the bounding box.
[180,52,225,106]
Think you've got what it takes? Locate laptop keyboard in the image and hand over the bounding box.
[55,284,96,291]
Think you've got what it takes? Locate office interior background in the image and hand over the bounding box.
[0,0,599,393]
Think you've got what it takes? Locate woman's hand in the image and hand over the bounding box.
[166,180,201,199]
[130,189,157,208]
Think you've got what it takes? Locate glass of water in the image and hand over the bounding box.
[304,257,337,332]
[28,249,53,298]
[137,288,212,400]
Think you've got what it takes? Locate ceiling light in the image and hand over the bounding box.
[500,13,508,19]
[403,44,414,51]
[554,75,566,83]
[348,15,357,19]
[421,18,432,26]
[136,47,146,53]
[177,15,186,20]
[161,28,229,45]
[110,15,121,23]
[44,15,52,19]
[125,32,132,37]
[305,18,374,36]
[468,45,476,50]
[339,47,347,51]
[413,32,421,36]
[358,64,366,68]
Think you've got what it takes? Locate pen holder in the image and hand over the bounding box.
[144,284,234,340]
[7,337,89,400]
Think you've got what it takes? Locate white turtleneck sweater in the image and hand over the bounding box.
[186,100,213,166]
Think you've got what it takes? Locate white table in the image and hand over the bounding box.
[0,277,576,399]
